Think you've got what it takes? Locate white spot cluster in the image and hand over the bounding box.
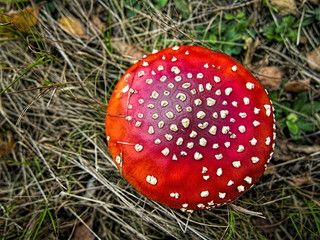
[146,175,157,185]
[170,192,179,198]
[135,144,143,152]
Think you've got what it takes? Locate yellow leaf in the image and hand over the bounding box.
[58,16,88,39]
[0,5,41,33]
[270,0,297,16]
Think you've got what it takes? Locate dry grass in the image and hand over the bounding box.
[1,0,320,239]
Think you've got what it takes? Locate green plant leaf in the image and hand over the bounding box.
[209,34,217,43]
[153,0,169,8]
[287,113,298,122]
[301,17,314,26]
[223,46,233,55]
[224,22,243,42]
[296,119,315,132]
[314,8,320,21]
[286,120,299,135]
[293,92,308,111]
[235,19,248,32]
[288,29,298,42]
[263,24,276,40]
[263,16,300,43]
[224,13,234,20]
[293,17,314,28]
[195,25,206,33]
[282,16,296,26]
[211,19,227,35]
[173,0,190,19]
[230,46,242,55]
[224,31,240,42]
[300,102,320,115]
[235,12,246,19]
[125,0,142,18]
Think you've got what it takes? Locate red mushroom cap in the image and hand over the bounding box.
[105,45,276,210]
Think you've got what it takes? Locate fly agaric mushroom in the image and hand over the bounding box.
[105,45,276,211]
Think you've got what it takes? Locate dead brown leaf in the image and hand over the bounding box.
[90,15,107,33]
[244,37,260,66]
[264,163,276,175]
[306,47,320,71]
[291,175,314,187]
[309,0,320,5]
[270,0,297,15]
[299,36,308,44]
[253,217,277,234]
[253,0,262,13]
[58,16,88,39]
[272,137,295,162]
[283,79,311,93]
[112,41,150,63]
[287,142,320,154]
[0,132,16,157]
[0,5,41,33]
[256,66,284,91]
[74,219,95,240]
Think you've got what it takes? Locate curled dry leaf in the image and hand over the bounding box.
[291,175,314,187]
[0,132,16,157]
[244,37,260,66]
[0,5,41,33]
[272,138,295,162]
[263,163,276,175]
[58,16,88,39]
[269,0,297,15]
[283,79,310,93]
[256,66,284,91]
[90,15,107,33]
[306,47,320,71]
[308,0,320,5]
[74,219,95,240]
[299,36,308,45]
[111,40,150,63]
[287,142,320,154]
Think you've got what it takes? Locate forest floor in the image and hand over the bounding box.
[0,0,320,239]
